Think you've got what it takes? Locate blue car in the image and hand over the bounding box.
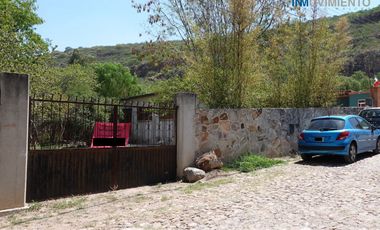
[298,115,380,163]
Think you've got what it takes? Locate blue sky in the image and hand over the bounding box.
[36,0,149,50]
[35,0,380,51]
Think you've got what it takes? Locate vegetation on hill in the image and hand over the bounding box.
[51,42,185,81]
[51,6,380,81]
[2,0,380,108]
[328,6,380,76]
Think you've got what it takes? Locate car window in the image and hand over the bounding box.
[307,118,345,131]
[349,118,361,129]
[356,117,371,130]
[360,110,380,118]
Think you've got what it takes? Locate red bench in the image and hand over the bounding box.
[90,122,131,148]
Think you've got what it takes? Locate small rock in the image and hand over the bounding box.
[183,167,206,183]
[220,113,229,120]
[212,117,219,123]
[200,115,209,124]
[195,149,223,172]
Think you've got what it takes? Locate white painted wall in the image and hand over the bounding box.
[176,93,197,177]
[0,73,29,211]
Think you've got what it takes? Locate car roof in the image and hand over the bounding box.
[360,107,380,111]
[312,115,358,120]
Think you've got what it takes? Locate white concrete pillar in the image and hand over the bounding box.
[131,107,138,144]
[0,73,29,212]
[175,93,197,177]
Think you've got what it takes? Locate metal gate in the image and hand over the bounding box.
[27,95,177,201]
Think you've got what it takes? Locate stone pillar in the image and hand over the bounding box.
[0,73,29,212]
[175,93,197,177]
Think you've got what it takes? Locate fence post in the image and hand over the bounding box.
[0,73,29,212]
[175,93,197,177]
[113,105,118,148]
[111,105,120,189]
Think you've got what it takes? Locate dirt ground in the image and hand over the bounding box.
[1,154,379,230]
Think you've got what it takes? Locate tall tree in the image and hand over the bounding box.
[67,49,93,66]
[264,6,351,108]
[0,0,50,74]
[56,64,98,97]
[133,0,288,108]
[94,63,142,98]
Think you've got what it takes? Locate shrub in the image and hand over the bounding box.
[225,154,284,172]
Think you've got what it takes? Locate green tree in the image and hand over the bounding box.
[264,8,351,108]
[67,49,93,66]
[134,0,287,108]
[0,0,50,74]
[337,71,373,92]
[262,22,294,107]
[337,76,361,91]
[55,64,98,97]
[30,65,98,97]
[94,63,142,98]
[148,76,194,104]
[351,71,372,90]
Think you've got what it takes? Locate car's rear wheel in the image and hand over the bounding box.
[344,143,357,164]
[374,138,380,154]
[300,154,312,161]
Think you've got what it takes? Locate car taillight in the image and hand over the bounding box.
[298,132,305,140]
[337,131,350,140]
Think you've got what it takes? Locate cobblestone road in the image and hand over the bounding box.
[1,153,379,229]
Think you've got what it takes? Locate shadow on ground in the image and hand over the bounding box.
[295,152,378,167]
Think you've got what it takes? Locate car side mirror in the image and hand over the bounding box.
[371,125,376,131]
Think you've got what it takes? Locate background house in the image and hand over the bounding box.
[337,90,372,107]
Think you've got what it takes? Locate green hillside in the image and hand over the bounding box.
[52,5,380,78]
[52,42,184,81]
[330,5,380,76]
[343,6,380,52]
[53,44,140,68]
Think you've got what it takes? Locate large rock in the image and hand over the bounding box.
[195,149,223,172]
[183,167,206,183]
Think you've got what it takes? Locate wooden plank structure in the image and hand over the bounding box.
[26,146,176,202]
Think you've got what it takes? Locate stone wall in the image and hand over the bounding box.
[194,107,362,161]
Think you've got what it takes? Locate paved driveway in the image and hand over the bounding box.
[1,154,379,229]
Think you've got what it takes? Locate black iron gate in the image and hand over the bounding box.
[27,95,177,201]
